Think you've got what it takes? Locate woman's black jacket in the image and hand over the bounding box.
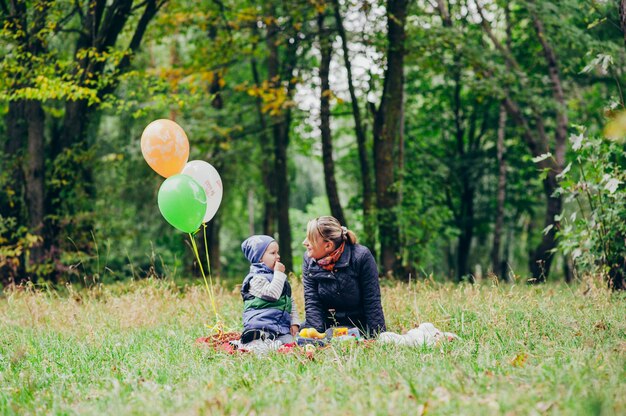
[302,243,386,337]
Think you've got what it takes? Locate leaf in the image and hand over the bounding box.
[511,353,528,368]
[542,224,554,235]
[587,17,606,29]
[569,133,584,151]
[603,178,621,194]
[599,54,614,73]
[604,111,626,142]
[532,152,552,163]
[556,163,572,180]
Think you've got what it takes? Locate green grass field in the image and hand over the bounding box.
[1,277,624,415]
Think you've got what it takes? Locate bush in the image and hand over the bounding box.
[557,116,626,290]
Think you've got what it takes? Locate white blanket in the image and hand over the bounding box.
[378,323,458,347]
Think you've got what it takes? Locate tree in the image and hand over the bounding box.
[373,0,409,277]
[0,0,165,280]
[1,1,56,276]
[619,0,626,44]
[475,0,568,281]
[264,3,304,271]
[318,8,346,226]
[332,0,374,246]
[491,103,508,278]
[49,0,165,273]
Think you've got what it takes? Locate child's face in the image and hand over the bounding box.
[261,241,280,270]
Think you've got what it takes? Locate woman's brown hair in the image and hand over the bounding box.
[306,216,357,248]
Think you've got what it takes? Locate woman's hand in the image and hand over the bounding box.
[290,324,299,336]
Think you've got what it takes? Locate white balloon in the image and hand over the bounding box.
[182,160,223,223]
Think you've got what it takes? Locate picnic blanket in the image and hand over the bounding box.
[196,323,457,355]
[195,333,299,355]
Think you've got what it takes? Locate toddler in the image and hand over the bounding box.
[240,235,300,344]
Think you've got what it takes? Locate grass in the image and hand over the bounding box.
[0,277,624,415]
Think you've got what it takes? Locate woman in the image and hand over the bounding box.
[301,216,386,337]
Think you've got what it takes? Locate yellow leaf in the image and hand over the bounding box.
[604,111,626,142]
[511,353,528,367]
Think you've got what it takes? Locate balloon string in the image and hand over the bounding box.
[202,223,217,304]
[189,232,220,328]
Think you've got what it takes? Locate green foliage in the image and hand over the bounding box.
[0,217,41,279]
[1,0,626,283]
[558,122,626,289]
[289,195,330,273]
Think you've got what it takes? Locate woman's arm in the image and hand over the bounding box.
[358,247,387,335]
[302,255,325,331]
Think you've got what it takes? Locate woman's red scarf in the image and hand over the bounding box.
[316,241,346,271]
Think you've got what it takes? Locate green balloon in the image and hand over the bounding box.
[158,174,207,233]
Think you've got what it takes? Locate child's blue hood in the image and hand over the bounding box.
[241,235,275,264]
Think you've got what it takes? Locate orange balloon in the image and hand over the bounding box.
[141,119,190,178]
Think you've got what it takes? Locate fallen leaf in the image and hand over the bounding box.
[511,353,528,368]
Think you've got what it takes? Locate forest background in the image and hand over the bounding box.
[1,0,625,289]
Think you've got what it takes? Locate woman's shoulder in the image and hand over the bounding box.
[349,243,375,261]
[351,243,372,255]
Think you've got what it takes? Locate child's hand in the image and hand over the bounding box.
[274,261,285,273]
[290,325,299,336]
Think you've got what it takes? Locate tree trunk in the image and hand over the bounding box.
[373,0,408,278]
[24,100,46,275]
[318,11,346,226]
[457,184,474,282]
[3,101,27,223]
[266,8,297,271]
[491,102,507,278]
[274,121,292,271]
[450,53,476,283]
[251,56,276,235]
[4,0,49,281]
[564,255,574,284]
[619,0,626,45]
[528,7,568,282]
[504,92,564,282]
[436,0,481,282]
[331,0,374,248]
[203,220,221,277]
[247,189,255,236]
[529,171,562,280]
[608,262,625,290]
